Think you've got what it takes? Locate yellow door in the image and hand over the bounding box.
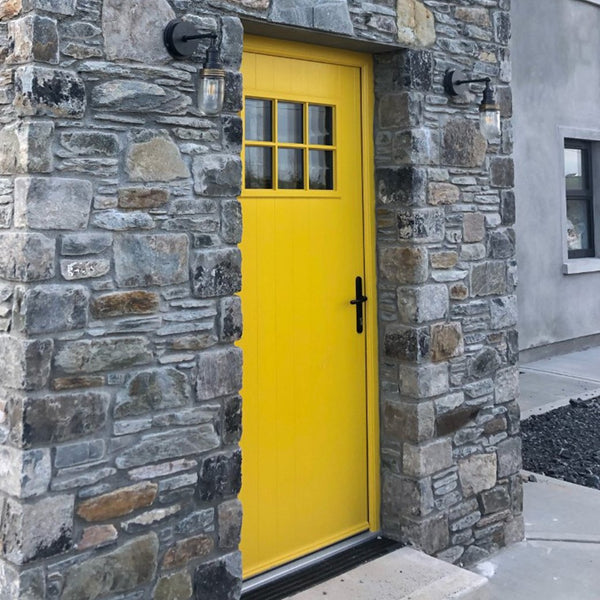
[239,36,377,579]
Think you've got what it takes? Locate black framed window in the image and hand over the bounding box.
[565,139,595,258]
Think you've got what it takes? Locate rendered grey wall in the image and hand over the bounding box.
[513,0,600,351]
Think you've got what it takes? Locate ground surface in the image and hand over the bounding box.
[521,397,600,489]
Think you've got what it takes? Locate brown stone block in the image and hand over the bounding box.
[450,283,468,300]
[431,322,464,362]
[77,482,158,522]
[380,246,428,284]
[428,182,459,206]
[463,213,485,243]
[52,375,104,390]
[436,406,479,437]
[77,524,118,551]
[442,119,487,168]
[162,535,214,569]
[118,188,169,209]
[0,0,21,20]
[430,251,458,269]
[92,290,160,319]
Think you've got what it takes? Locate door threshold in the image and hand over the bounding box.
[241,533,402,600]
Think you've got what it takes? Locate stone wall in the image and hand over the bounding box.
[0,1,245,598]
[0,0,521,598]
[375,0,523,565]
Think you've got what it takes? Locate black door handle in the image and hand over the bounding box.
[350,276,368,334]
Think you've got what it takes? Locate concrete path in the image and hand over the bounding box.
[472,475,600,600]
[519,345,600,417]
[476,347,600,599]
[288,547,488,600]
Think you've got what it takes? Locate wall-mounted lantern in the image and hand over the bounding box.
[444,69,501,141]
[164,19,225,116]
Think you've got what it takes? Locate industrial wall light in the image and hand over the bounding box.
[444,69,501,141]
[164,19,225,116]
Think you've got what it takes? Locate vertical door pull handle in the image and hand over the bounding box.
[350,276,368,334]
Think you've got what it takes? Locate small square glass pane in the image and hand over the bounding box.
[278,102,303,144]
[245,147,273,189]
[245,99,272,142]
[278,148,304,189]
[566,199,592,251]
[309,150,334,190]
[565,147,586,191]
[309,105,333,146]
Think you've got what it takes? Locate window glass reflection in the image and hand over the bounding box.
[246,99,272,142]
[565,148,585,191]
[309,150,334,190]
[309,105,333,146]
[245,146,273,189]
[566,200,592,251]
[278,148,304,189]
[278,102,303,144]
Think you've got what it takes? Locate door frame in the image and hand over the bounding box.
[241,32,381,547]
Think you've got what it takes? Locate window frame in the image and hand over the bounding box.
[565,138,595,259]
[560,127,600,274]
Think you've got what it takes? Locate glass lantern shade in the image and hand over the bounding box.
[199,69,225,116]
[479,106,501,140]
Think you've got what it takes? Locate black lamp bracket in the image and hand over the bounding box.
[164,19,218,59]
[444,69,491,97]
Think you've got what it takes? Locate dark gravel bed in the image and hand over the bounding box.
[521,397,600,489]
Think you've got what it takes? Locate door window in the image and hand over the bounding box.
[244,98,336,192]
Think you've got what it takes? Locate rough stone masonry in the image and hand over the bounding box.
[0,0,521,598]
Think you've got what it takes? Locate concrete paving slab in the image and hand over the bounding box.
[523,474,600,542]
[522,346,600,384]
[518,370,600,417]
[286,547,489,600]
[472,540,600,600]
[470,474,600,600]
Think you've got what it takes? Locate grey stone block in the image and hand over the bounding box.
[115,368,191,418]
[54,439,105,469]
[60,131,120,156]
[191,249,241,298]
[0,120,53,175]
[0,446,51,498]
[61,233,112,256]
[458,453,497,497]
[7,15,58,64]
[61,533,158,599]
[398,284,449,324]
[193,154,242,197]
[22,392,109,446]
[92,80,190,114]
[91,210,155,231]
[398,363,449,399]
[14,284,89,334]
[196,346,242,401]
[14,66,86,118]
[115,234,189,287]
[115,427,220,469]
[192,552,242,600]
[0,233,55,282]
[313,1,354,34]
[497,436,522,478]
[54,337,153,374]
[102,0,174,63]
[403,438,453,477]
[0,494,74,565]
[0,335,53,390]
[14,177,93,230]
[471,261,506,297]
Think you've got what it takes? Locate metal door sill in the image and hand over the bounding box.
[241,532,402,600]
